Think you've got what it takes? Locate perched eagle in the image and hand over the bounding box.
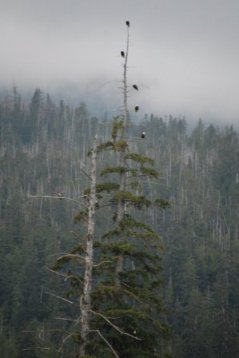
[134,105,139,112]
[141,131,146,139]
[57,192,64,199]
[126,20,130,27]
[132,84,139,91]
[121,51,125,58]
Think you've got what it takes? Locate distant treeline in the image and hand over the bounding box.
[0,87,239,357]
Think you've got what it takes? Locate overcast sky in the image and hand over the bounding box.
[1,0,239,123]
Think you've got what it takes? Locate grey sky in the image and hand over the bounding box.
[1,0,239,123]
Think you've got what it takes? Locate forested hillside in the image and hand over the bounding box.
[0,88,239,357]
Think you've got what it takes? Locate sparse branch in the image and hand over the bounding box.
[44,290,74,305]
[79,167,91,180]
[54,317,78,323]
[90,309,141,341]
[48,268,68,279]
[90,330,120,358]
[22,347,52,352]
[58,332,78,353]
[93,260,113,268]
[28,194,86,203]
[125,174,159,181]
[56,253,86,262]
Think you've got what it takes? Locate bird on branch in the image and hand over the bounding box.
[57,192,64,199]
[126,20,130,27]
[133,84,139,91]
[134,105,139,112]
[141,131,146,139]
[121,51,125,58]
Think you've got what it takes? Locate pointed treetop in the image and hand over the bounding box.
[126,20,130,27]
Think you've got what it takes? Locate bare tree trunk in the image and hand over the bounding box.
[115,25,130,286]
[79,136,97,356]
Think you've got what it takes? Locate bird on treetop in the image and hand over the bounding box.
[126,20,130,27]
[133,84,139,90]
[141,131,146,139]
[121,51,125,58]
[135,105,139,112]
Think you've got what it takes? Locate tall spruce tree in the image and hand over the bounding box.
[51,21,169,357]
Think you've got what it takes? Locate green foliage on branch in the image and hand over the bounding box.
[125,152,154,165]
[100,166,137,176]
[140,166,159,177]
[112,117,124,140]
[112,190,151,208]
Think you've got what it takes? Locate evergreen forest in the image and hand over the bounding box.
[0,86,239,357]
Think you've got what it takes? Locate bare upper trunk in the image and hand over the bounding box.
[79,136,97,356]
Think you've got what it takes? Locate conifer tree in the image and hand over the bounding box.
[51,21,169,357]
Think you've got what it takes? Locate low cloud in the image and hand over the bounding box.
[1,0,239,123]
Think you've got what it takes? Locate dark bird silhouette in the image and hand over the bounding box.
[141,131,146,139]
[134,105,139,112]
[133,84,139,91]
[126,20,130,27]
[121,51,125,58]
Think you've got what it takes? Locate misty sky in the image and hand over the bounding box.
[1,0,239,123]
